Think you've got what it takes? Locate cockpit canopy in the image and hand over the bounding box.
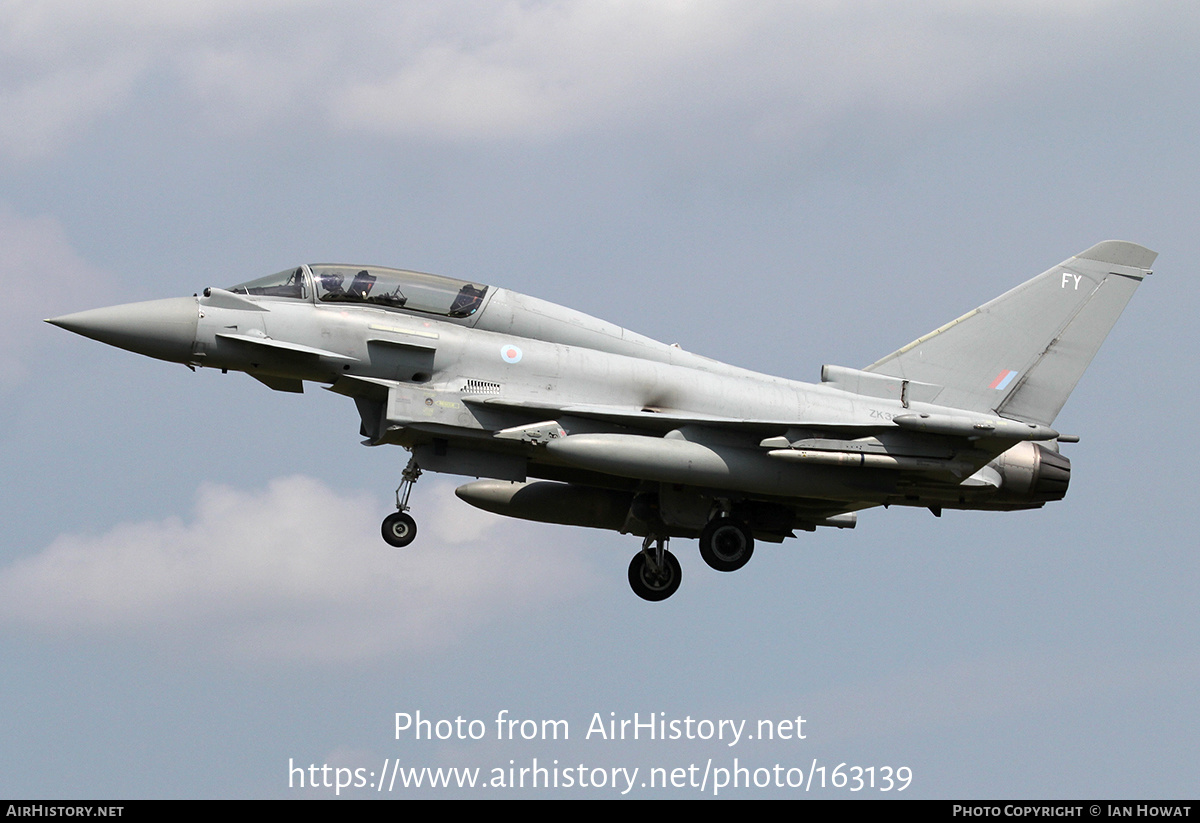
[227,265,490,318]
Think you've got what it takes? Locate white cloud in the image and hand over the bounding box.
[0,1,1184,160]
[0,475,596,662]
[215,1,1162,147]
[0,2,232,160]
[0,204,109,386]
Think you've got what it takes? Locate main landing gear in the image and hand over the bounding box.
[628,534,681,602]
[625,512,755,601]
[381,454,421,548]
[698,516,754,572]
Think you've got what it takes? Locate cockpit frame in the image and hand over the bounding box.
[228,265,492,321]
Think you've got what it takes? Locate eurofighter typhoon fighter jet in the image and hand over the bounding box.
[47,241,1155,601]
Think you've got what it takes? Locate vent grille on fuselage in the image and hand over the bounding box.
[462,379,502,395]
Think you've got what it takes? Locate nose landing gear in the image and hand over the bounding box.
[628,533,681,601]
[381,454,422,548]
[381,510,417,547]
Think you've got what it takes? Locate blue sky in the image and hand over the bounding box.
[1,1,1197,798]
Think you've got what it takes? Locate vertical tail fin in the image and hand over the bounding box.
[865,241,1156,426]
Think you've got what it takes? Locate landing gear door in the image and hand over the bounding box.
[413,441,527,482]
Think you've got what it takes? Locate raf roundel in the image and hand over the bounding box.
[500,344,523,364]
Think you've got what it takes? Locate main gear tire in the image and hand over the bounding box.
[698,518,754,572]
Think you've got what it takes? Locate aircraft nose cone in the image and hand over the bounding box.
[47,296,199,364]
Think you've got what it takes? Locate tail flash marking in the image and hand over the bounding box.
[989,369,1019,391]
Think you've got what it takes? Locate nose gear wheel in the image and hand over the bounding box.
[628,534,681,601]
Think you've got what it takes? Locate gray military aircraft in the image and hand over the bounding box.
[47,241,1155,601]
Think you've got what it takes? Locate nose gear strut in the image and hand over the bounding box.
[627,533,681,601]
[381,453,422,548]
